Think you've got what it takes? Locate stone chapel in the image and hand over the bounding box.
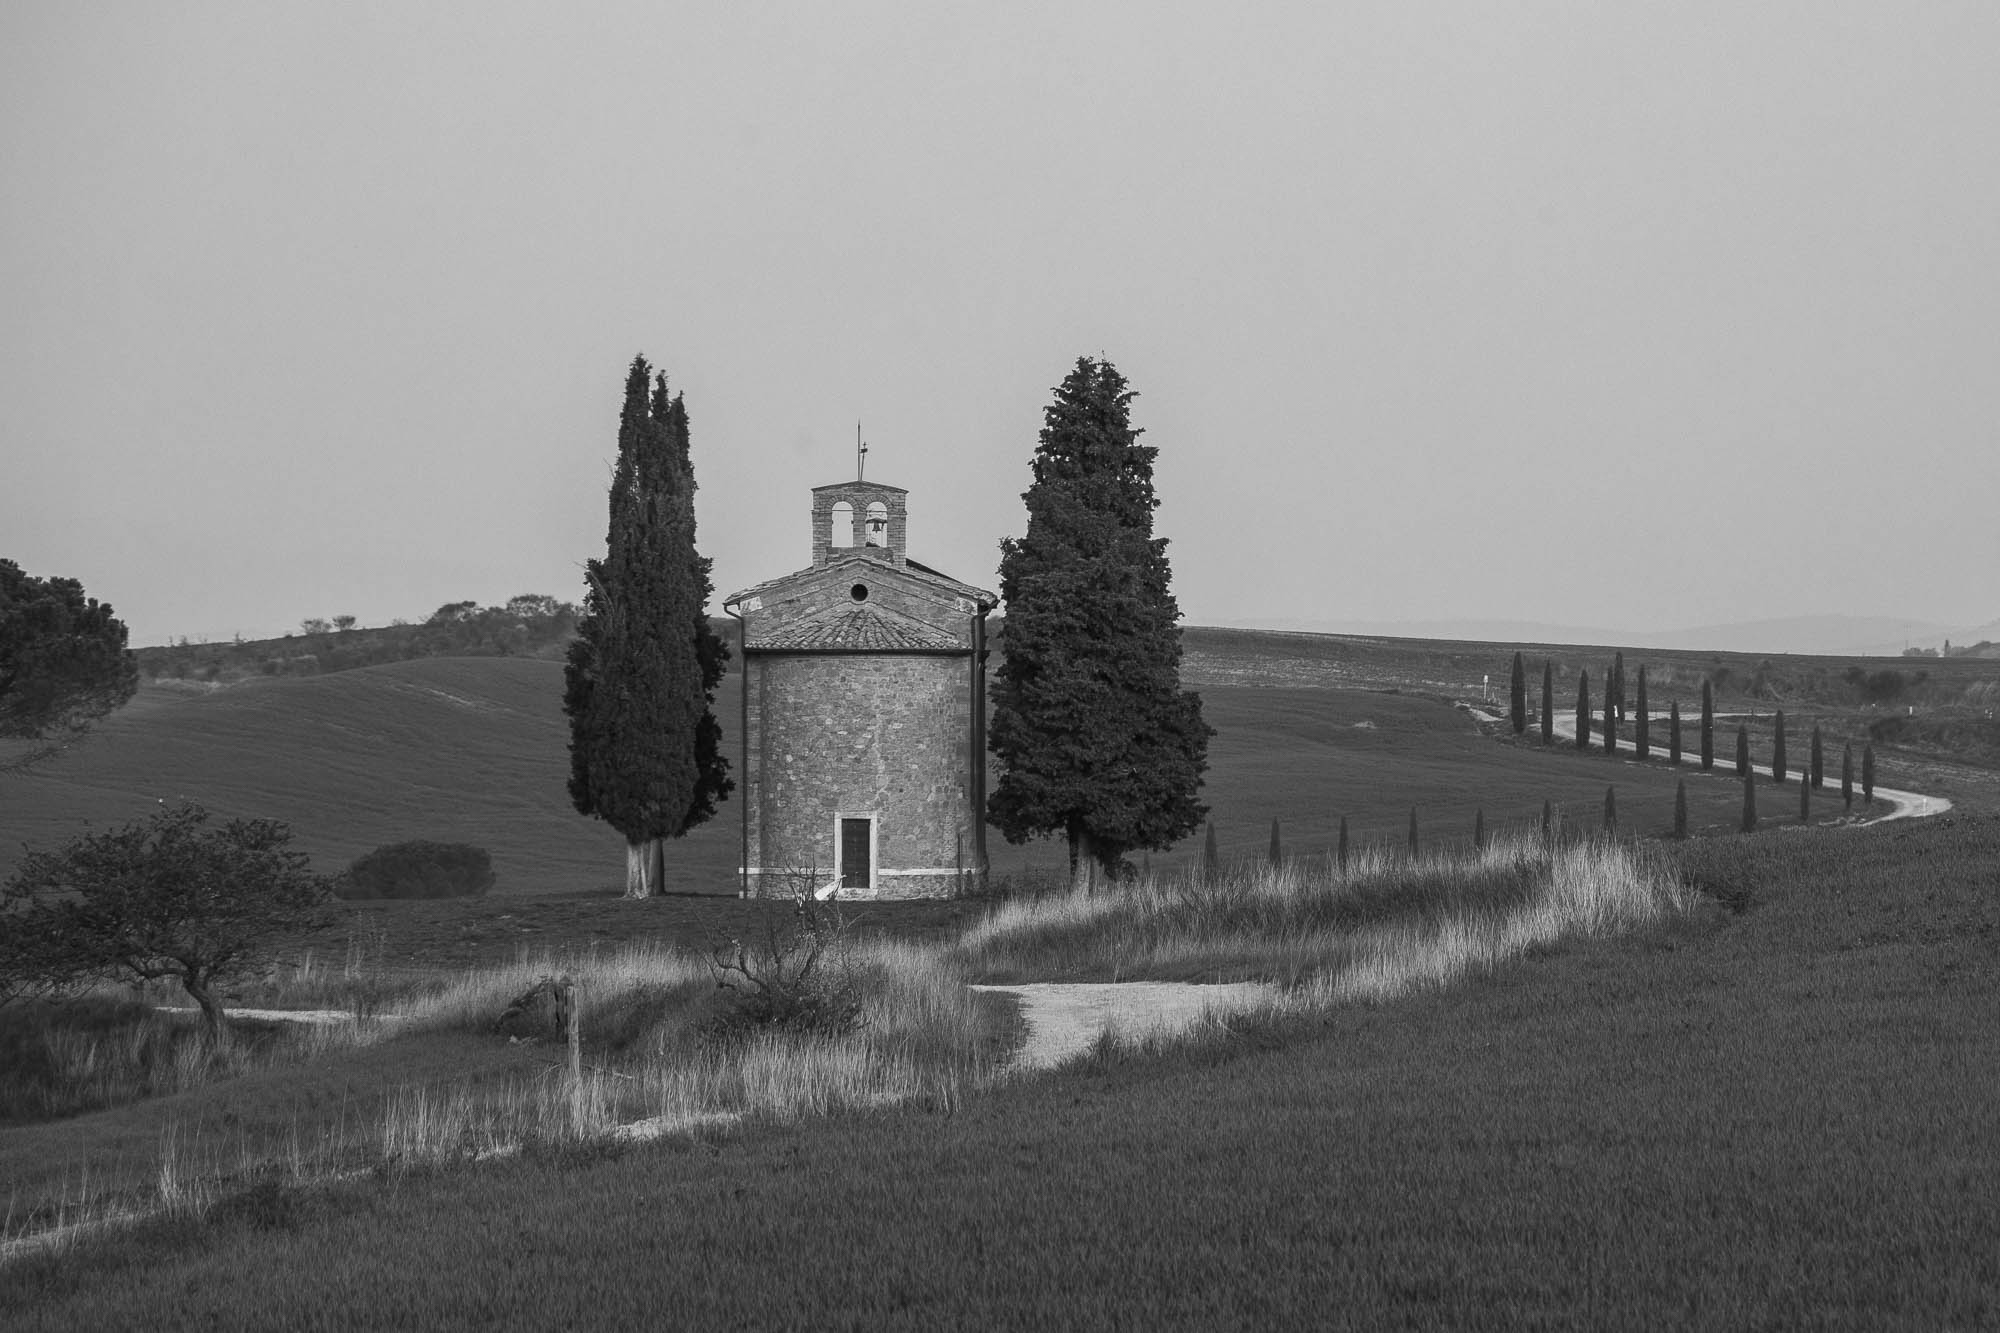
[721,480,998,899]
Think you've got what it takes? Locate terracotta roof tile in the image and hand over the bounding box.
[749,603,961,652]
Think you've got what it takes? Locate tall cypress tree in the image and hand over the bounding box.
[1668,699,1683,766]
[1674,779,1688,839]
[1509,651,1527,735]
[1602,674,1617,755]
[1741,771,1757,832]
[1842,742,1855,808]
[1540,661,1554,745]
[1700,679,1715,771]
[989,356,1211,886]
[1634,666,1651,760]
[1810,724,1825,789]
[1772,710,1788,785]
[1576,670,1592,751]
[564,357,731,898]
[1268,818,1283,868]
[1612,651,1626,724]
[1862,744,1876,805]
[1735,723,1750,778]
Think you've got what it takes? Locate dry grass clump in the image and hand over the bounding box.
[958,833,1691,1003]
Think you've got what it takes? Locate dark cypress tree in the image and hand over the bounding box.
[1407,807,1419,859]
[1576,671,1591,751]
[1603,785,1617,833]
[1541,798,1553,843]
[1509,652,1527,735]
[1799,766,1811,822]
[1540,661,1554,745]
[1268,818,1283,869]
[1700,679,1715,771]
[1603,676,1617,755]
[1810,724,1825,790]
[1612,651,1626,724]
[1336,815,1349,873]
[989,357,1212,886]
[1842,743,1855,808]
[1735,723,1750,778]
[1668,699,1683,766]
[1202,820,1220,879]
[1473,807,1486,852]
[1772,710,1788,785]
[1741,771,1757,832]
[1862,744,1876,805]
[1634,666,1651,760]
[564,356,731,898]
[1674,779,1688,839]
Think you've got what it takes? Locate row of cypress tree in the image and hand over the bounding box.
[1507,650,1880,819]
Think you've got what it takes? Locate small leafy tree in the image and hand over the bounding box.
[1634,666,1650,760]
[1540,661,1554,745]
[1735,724,1750,778]
[1810,724,1825,790]
[1842,743,1855,808]
[1741,772,1757,832]
[1576,671,1592,752]
[1509,652,1526,735]
[1772,710,1788,785]
[332,615,358,633]
[1862,744,1876,805]
[1,804,334,1040]
[1700,679,1715,771]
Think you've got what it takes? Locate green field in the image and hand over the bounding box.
[5,812,1994,1328]
[2,628,1997,1326]
[0,630,1890,895]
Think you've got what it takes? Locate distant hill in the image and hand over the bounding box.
[1220,614,1991,658]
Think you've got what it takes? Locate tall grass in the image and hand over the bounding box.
[956,832,1691,1000]
[372,935,991,1168]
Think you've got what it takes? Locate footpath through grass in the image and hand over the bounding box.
[6,812,1996,1327]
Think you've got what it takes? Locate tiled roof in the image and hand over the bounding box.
[724,553,996,611]
[749,602,963,652]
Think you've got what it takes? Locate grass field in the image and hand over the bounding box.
[4,809,1994,1328]
[2,628,1916,896]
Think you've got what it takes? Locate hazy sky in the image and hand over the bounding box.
[5,2,1995,648]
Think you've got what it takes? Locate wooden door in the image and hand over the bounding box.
[840,818,872,890]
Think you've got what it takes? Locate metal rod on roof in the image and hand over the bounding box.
[857,421,867,482]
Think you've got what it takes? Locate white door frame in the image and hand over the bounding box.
[832,811,878,893]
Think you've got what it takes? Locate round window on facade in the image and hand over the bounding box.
[850,583,869,602]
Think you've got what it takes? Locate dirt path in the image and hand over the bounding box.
[1466,704,1950,825]
[970,981,1279,1071]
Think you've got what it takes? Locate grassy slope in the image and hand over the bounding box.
[1,648,1778,896]
[7,814,1995,1329]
